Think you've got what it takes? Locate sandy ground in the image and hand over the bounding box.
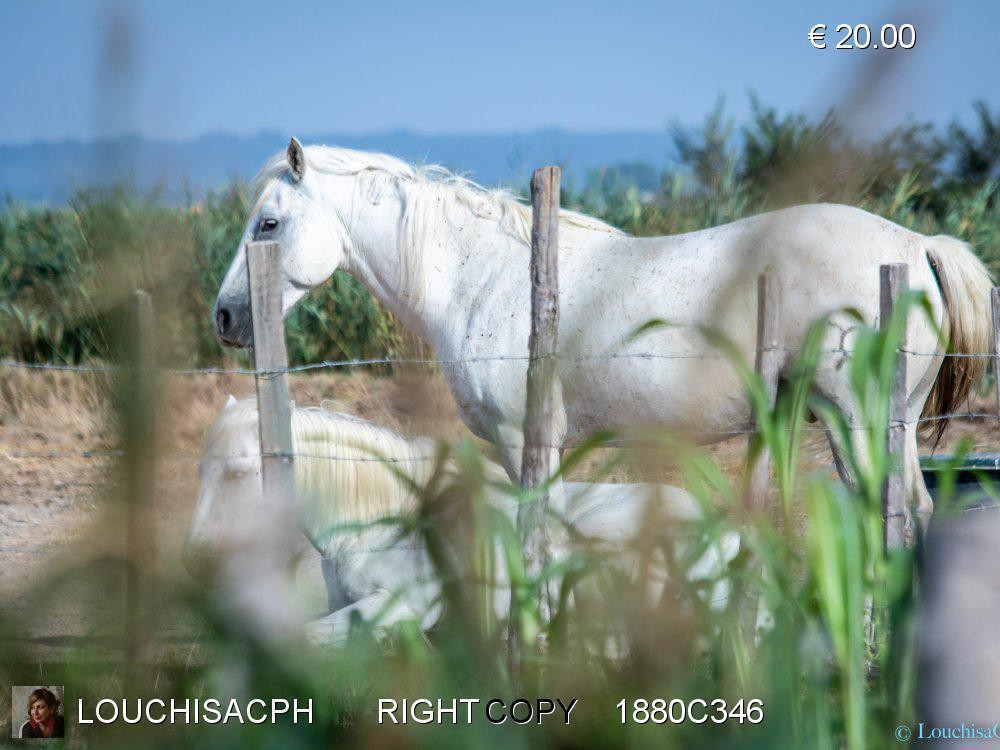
[0,365,996,658]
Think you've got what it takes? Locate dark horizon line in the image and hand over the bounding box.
[0,126,689,151]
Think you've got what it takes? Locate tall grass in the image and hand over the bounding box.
[0,184,405,368]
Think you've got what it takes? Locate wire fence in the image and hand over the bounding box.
[0,344,996,470]
[1,345,996,379]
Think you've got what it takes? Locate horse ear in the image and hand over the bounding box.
[225,394,238,409]
[287,137,306,182]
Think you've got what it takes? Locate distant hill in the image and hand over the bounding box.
[0,129,678,205]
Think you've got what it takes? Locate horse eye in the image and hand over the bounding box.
[258,218,279,233]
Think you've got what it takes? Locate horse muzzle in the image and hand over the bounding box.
[214,302,253,348]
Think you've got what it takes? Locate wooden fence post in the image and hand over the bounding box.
[508,166,561,677]
[247,241,296,524]
[125,289,155,672]
[747,272,781,510]
[991,288,1000,433]
[741,272,780,642]
[880,263,908,551]
[243,240,301,641]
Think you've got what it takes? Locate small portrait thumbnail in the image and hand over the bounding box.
[12,686,65,739]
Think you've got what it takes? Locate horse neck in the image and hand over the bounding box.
[338,179,517,351]
[292,413,435,526]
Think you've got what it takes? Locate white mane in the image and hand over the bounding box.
[250,144,622,242]
[207,398,507,553]
[249,145,624,304]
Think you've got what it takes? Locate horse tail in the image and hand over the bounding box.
[922,235,994,440]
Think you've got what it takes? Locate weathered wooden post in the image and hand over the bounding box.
[242,240,299,637]
[741,272,780,642]
[747,272,781,510]
[247,241,295,516]
[125,289,156,671]
[991,287,1000,431]
[880,263,908,551]
[508,166,561,677]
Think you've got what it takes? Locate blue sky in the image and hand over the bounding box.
[2,0,998,144]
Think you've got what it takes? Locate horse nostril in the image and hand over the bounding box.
[216,306,232,335]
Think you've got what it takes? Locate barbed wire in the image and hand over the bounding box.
[898,349,996,358]
[1,338,996,467]
[1,345,996,379]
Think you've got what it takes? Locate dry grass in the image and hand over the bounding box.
[0,367,993,658]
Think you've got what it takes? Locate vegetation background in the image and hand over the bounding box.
[2,98,998,370]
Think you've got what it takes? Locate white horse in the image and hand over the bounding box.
[185,397,739,646]
[213,139,993,527]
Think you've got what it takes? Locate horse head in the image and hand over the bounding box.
[214,137,349,348]
[183,395,267,579]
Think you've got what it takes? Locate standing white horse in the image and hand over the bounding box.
[186,397,738,646]
[214,139,992,526]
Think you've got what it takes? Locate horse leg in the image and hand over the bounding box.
[904,340,943,540]
[823,422,860,488]
[818,392,930,533]
[816,348,936,543]
[320,557,353,614]
[906,412,935,542]
[905,425,932,542]
[304,588,423,647]
[494,417,567,510]
[494,422,526,484]
[809,315,874,490]
[815,397,883,655]
[814,369,875,497]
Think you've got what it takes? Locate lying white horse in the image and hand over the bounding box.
[213,140,992,529]
[185,397,739,645]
